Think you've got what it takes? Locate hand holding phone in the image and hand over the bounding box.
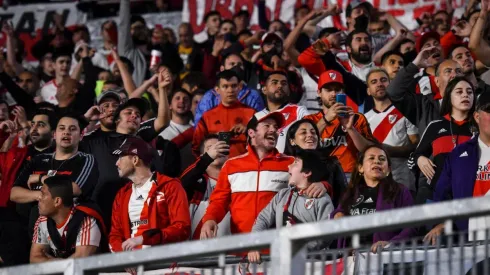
[336,93,347,117]
[218,132,232,155]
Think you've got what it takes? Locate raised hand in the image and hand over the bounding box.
[312,39,330,56]
[158,68,172,90]
[413,46,439,68]
[11,106,27,128]
[2,21,14,37]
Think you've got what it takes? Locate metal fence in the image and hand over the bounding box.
[2,196,490,275]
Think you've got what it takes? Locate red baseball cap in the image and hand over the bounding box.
[416,31,440,52]
[318,70,344,90]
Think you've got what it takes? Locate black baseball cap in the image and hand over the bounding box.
[476,92,490,112]
[113,136,153,165]
[113,98,148,121]
[96,90,121,105]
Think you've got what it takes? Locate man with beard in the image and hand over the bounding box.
[342,30,375,82]
[192,70,255,158]
[387,47,464,135]
[200,112,327,238]
[257,71,309,152]
[82,70,171,229]
[11,115,98,237]
[109,137,190,252]
[159,89,195,170]
[194,53,264,125]
[364,68,419,191]
[448,44,490,96]
[180,135,231,239]
[84,91,121,135]
[305,70,374,181]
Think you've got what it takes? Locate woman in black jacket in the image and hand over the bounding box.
[409,76,475,204]
[284,119,347,207]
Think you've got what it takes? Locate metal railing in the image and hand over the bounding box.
[2,196,490,275]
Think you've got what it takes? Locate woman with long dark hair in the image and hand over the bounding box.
[332,144,416,252]
[284,119,347,207]
[410,76,475,204]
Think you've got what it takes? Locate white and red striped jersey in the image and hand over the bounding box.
[365,105,418,190]
[365,105,418,146]
[257,104,309,153]
[32,212,101,256]
[189,175,231,238]
[128,176,155,249]
[159,120,195,171]
[40,80,59,105]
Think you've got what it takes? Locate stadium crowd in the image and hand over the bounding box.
[1,0,490,270]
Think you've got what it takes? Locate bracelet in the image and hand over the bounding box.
[322,115,330,125]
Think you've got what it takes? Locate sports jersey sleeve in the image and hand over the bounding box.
[179,153,215,200]
[137,118,159,142]
[355,114,375,142]
[297,38,327,77]
[297,105,310,120]
[13,155,36,189]
[142,180,191,245]
[409,121,437,171]
[192,118,208,158]
[252,189,286,232]
[32,217,48,244]
[201,163,232,224]
[109,189,125,253]
[405,118,419,136]
[76,217,101,247]
[72,154,98,197]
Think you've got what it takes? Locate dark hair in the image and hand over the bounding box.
[182,71,207,91]
[447,43,469,59]
[221,52,244,67]
[294,149,330,183]
[381,50,404,65]
[44,176,73,207]
[33,109,58,130]
[130,15,146,26]
[440,76,476,116]
[36,102,57,112]
[52,49,72,62]
[263,70,289,83]
[284,119,321,156]
[200,134,219,153]
[204,11,221,23]
[118,57,135,74]
[237,29,252,37]
[192,89,206,99]
[101,20,114,31]
[169,88,191,102]
[346,29,371,48]
[215,70,239,86]
[396,38,415,52]
[220,19,236,29]
[294,5,310,17]
[56,114,88,131]
[339,144,401,214]
[102,80,120,87]
[318,27,340,39]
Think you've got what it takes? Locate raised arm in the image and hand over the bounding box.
[3,22,22,75]
[153,69,171,133]
[373,29,409,64]
[111,49,136,94]
[130,74,158,99]
[469,2,490,66]
[118,0,133,55]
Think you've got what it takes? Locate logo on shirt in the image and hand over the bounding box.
[438,128,447,134]
[156,191,165,202]
[131,149,138,154]
[321,136,348,147]
[365,197,374,203]
[329,72,337,80]
[42,158,50,162]
[136,195,144,200]
[283,113,290,120]
[305,199,314,210]
[388,115,397,124]
[460,151,469,157]
[352,195,364,207]
[131,219,148,228]
[215,120,221,125]
[271,179,288,185]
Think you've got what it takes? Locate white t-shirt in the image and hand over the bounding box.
[40,80,59,105]
[33,212,101,257]
[469,138,490,241]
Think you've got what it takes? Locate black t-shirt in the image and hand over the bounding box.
[13,151,98,237]
[79,119,160,228]
[350,186,378,245]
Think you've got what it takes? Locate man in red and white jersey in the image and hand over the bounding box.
[109,137,190,251]
[258,71,309,153]
[40,49,72,105]
[31,176,104,262]
[364,68,419,191]
[159,88,195,169]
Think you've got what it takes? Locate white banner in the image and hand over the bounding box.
[182,0,467,41]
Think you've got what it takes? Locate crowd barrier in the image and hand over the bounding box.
[2,196,490,275]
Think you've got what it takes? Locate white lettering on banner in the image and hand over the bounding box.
[182,0,466,41]
[0,3,85,61]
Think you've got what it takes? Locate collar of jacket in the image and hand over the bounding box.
[246,144,281,161]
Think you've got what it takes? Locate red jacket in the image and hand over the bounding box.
[0,144,27,207]
[192,102,255,158]
[109,173,191,252]
[202,145,294,234]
